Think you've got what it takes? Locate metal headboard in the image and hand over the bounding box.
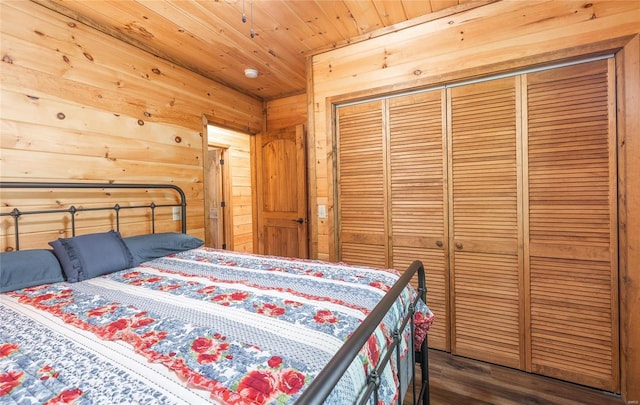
[0,182,187,250]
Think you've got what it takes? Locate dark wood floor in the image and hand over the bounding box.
[405,349,624,405]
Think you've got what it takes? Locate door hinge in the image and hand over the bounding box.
[219,159,224,165]
[222,243,227,249]
[220,201,226,208]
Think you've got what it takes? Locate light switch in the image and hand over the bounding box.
[318,204,327,219]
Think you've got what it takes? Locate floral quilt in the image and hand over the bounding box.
[1,248,433,405]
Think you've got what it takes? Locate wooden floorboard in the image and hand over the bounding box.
[404,349,624,405]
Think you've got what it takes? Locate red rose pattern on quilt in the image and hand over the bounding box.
[1,248,433,404]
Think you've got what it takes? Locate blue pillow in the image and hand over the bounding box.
[0,249,65,293]
[49,230,134,282]
[123,232,204,266]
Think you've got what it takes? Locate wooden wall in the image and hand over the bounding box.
[307,0,639,401]
[266,93,307,131]
[0,1,262,245]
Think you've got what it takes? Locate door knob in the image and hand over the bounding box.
[292,218,305,224]
[436,240,443,248]
[455,242,463,250]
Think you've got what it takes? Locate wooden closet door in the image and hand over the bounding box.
[336,101,387,267]
[448,77,523,369]
[388,90,449,351]
[525,59,618,391]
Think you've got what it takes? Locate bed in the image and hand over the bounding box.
[0,182,434,405]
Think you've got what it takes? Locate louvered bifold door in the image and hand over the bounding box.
[525,59,618,391]
[336,101,387,268]
[388,90,449,350]
[448,77,524,369]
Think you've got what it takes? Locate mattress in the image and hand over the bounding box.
[1,248,433,404]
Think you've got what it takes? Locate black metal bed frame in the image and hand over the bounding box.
[299,259,431,405]
[0,182,187,250]
[0,181,429,405]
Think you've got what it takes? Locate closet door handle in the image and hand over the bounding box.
[436,240,443,248]
[455,242,463,250]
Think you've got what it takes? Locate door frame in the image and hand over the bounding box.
[205,145,231,249]
[327,54,624,393]
[202,120,233,250]
[254,124,309,258]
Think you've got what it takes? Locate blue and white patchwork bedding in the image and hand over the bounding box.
[1,248,433,404]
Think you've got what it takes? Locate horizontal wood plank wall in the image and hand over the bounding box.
[0,1,262,246]
[308,0,640,401]
[266,93,307,131]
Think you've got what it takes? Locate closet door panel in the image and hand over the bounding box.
[449,78,523,368]
[389,90,448,350]
[336,101,387,267]
[526,59,618,391]
[392,248,447,350]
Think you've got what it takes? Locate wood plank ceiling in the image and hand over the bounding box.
[32,0,483,100]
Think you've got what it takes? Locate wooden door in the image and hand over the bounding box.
[525,59,618,391]
[206,148,225,249]
[336,100,387,267]
[448,77,524,369]
[333,59,619,391]
[256,125,308,258]
[388,90,449,351]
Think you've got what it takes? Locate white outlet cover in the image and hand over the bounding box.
[318,205,327,219]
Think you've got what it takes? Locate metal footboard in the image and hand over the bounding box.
[296,260,430,405]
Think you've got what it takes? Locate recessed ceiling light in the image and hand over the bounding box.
[244,68,258,79]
